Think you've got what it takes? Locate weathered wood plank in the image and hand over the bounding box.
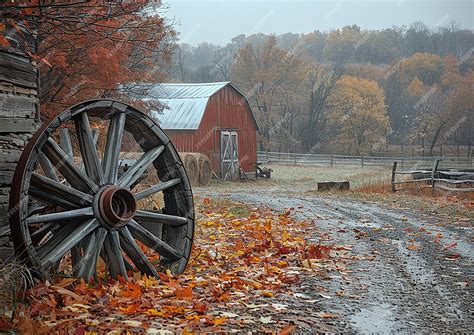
[0,51,37,89]
[0,50,37,88]
[0,51,36,74]
[0,83,36,96]
[0,118,37,133]
[0,94,37,118]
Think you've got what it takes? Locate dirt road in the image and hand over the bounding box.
[197,184,473,333]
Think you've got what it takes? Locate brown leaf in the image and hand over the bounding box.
[406,244,419,251]
[280,324,297,335]
[50,286,85,303]
[55,278,78,288]
[316,312,337,318]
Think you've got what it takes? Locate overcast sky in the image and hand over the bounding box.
[162,0,473,45]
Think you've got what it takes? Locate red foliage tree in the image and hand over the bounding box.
[1,1,175,119]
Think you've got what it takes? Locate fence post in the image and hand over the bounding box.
[391,161,397,192]
[330,155,334,168]
[294,152,297,165]
[361,156,364,167]
[431,159,441,196]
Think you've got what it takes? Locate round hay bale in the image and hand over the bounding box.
[196,153,212,186]
[179,152,199,186]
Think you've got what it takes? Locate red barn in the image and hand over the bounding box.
[149,82,258,180]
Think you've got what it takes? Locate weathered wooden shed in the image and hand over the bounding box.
[0,37,40,260]
[148,82,258,180]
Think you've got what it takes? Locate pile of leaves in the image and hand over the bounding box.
[1,197,353,334]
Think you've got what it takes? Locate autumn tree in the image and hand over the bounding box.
[444,70,474,156]
[1,1,174,119]
[322,25,362,63]
[299,31,327,62]
[328,76,390,155]
[408,57,472,156]
[400,52,444,85]
[440,54,462,88]
[232,36,306,150]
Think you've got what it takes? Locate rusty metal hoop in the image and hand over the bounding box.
[9,99,194,281]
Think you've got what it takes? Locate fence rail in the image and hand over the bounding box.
[391,159,474,194]
[257,151,474,169]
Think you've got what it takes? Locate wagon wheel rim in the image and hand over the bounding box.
[9,99,194,281]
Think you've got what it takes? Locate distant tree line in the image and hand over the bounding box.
[168,22,473,156]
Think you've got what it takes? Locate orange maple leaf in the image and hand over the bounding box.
[175,286,193,299]
[212,317,227,326]
[120,282,142,299]
[119,303,140,314]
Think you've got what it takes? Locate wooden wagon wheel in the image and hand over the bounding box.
[9,100,194,281]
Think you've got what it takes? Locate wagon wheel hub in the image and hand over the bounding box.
[96,186,136,229]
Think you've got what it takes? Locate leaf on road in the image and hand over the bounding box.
[316,312,337,318]
[406,244,420,251]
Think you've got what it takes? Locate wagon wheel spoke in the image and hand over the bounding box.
[129,220,181,261]
[71,245,82,277]
[60,128,74,159]
[30,172,93,209]
[73,230,95,278]
[38,219,99,270]
[92,129,99,146]
[103,112,126,184]
[134,178,182,201]
[117,145,165,189]
[38,153,60,182]
[134,210,188,226]
[119,227,159,277]
[104,231,128,279]
[74,112,104,185]
[77,227,107,281]
[30,188,80,211]
[111,231,129,279]
[123,256,134,272]
[27,207,94,224]
[42,138,98,193]
[78,129,100,173]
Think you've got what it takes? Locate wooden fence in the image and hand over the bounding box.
[257,151,474,170]
[391,159,474,194]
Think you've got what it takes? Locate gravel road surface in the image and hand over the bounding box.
[197,185,473,333]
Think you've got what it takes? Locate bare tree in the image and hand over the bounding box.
[298,64,342,152]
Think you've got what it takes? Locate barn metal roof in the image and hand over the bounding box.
[143,82,258,130]
[152,82,229,100]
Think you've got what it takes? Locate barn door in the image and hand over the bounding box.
[221,131,239,181]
